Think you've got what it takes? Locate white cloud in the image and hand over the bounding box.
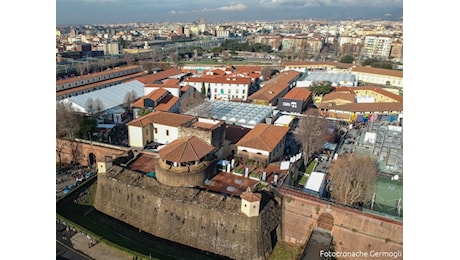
[216,3,247,11]
[259,0,403,8]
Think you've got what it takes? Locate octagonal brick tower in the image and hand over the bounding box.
[155,136,217,187]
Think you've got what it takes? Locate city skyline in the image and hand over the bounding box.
[56,0,403,25]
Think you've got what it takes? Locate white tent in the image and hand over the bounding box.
[58,80,145,114]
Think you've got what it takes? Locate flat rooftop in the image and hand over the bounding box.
[184,100,274,128]
[205,171,259,197]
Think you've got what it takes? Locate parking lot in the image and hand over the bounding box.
[56,166,96,200]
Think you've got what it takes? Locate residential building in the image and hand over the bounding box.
[182,76,253,101]
[132,88,180,116]
[127,111,196,148]
[127,111,225,151]
[235,123,289,164]
[361,35,393,59]
[351,66,403,89]
[317,86,403,122]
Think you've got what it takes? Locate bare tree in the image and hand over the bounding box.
[69,141,83,166]
[179,89,204,113]
[327,153,378,207]
[94,98,104,114]
[56,102,81,139]
[123,90,137,110]
[293,109,330,164]
[85,97,95,115]
[56,139,66,169]
[261,67,274,81]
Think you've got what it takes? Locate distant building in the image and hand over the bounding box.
[361,35,393,59]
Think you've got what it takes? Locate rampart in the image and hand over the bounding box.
[280,187,403,259]
[94,165,282,260]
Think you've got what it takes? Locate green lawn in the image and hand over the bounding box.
[298,160,318,186]
[268,241,303,260]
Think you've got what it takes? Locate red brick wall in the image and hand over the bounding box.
[56,138,131,166]
[280,187,403,259]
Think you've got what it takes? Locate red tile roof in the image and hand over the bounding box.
[241,191,262,202]
[248,70,301,102]
[283,87,312,101]
[159,136,214,163]
[132,88,169,108]
[322,92,355,103]
[317,102,403,113]
[56,65,142,85]
[127,111,195,127]
[351,66,403,78]
[155,95,179,112]
[236,123,289,152]
[184,76,251,85]
[135,68,183,84]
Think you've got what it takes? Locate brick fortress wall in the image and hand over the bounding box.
[94,165,282,260]
[280,187,403,259]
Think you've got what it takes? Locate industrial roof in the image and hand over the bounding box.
[303,71,356,84]
[59,80,145,114]
[184,100,274,128]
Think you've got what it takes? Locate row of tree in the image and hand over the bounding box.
[293,109,378,208]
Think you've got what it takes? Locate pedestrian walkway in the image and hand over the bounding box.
[70,232,132,260]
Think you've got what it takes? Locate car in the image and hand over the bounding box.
[85,171,95,179]
[63,184,75,194]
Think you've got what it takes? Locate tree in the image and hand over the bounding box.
[94,98,104,114]
[310,81,333,96]
[137,107,151,118]
[327,153,378,207]
[200,82,206,98]
[179,90,204,113]
[123,90,137,110]
[77,116,97,139]
[261,67,274,81]
[56,102,81,139]
[85,97,95,115]
[340,55,354,64]
[293,109,330,164]
[56,139,66,170]
[69,141,83,166]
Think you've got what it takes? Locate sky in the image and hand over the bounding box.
[56,0,403,25]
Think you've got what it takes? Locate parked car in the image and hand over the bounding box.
[85,171,95,179]
[63,184,75,194]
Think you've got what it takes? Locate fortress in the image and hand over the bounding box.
[94,165,282,260]
[58,138,403,259]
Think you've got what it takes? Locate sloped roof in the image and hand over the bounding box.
[241,191,262,202]
[283,87,312,101]
[322,92,355,103]
[159,136,214,163]
[351,66,403,78]
[127,111,195,127]
[132,88,169,108]
[135,68,183,84]
[317,102,403,113]
[236,123,289,152]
